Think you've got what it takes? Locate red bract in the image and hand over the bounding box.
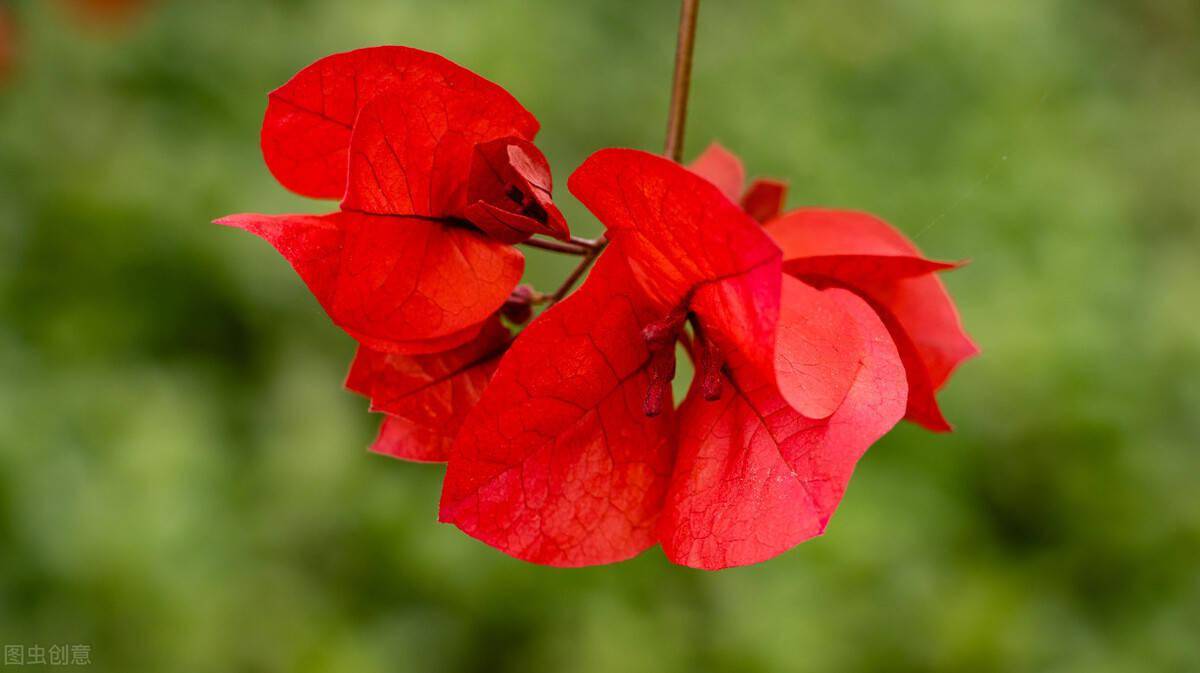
[439,149,909,569]
[691,142,979,430]
[689,142,789,224]
[217,47,568,355]
[346,316,512,462]
[661,277,906,568]
[440,251,677,564]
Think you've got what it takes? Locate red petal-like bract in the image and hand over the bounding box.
[569,149,782,381]
[227,47,569,355]
[660,278,906,569]
[262,46,537,200]
[347,316,511,461]
[741,179,788,224]
[688,142,789,224]
[370,415,455,464]
[772,279,865,420]
[463,137,570,243]
[215,212,523,353]
[688,142,745,202]
[766,209,978,430]
[440,252,675,566]
[340,87,537,217]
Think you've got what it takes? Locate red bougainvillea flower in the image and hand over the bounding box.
[438,149,909,569]
[217,47,569,355]
[690,141,978,430]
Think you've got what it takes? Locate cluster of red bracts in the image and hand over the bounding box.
[219,47,977,569]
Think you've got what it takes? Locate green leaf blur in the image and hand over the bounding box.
[1,1,1197,671]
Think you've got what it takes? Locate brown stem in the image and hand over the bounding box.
[568,235,603,249]
[550,243,603,302]
[664,0,700,162]
[520,237,590,255]
[549,0,700,304]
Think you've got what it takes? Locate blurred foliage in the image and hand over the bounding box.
[1,0,1198,671]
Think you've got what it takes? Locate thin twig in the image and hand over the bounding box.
[549,0,700,304]
[568,235,603,249]
[519,237,590,255]
[664,0,700,162]
[550,243,604,302]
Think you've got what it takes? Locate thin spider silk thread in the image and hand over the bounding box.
[912,87,1052,242]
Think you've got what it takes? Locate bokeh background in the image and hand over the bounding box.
[2,0,1198,671]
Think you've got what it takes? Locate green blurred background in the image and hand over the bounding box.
[2,0,1198,671]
